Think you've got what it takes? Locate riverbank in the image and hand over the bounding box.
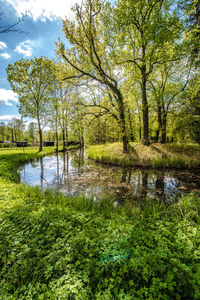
[87,142,200,169]
[0,148,200,299]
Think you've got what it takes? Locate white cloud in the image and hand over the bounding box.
[15,40,34,57]
[0,115,20,122]
[0,53,11,59]
[0,89,18,106]
[5,0,82,21]
[0,41,7,49]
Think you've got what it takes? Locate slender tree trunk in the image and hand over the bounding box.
[157,104,162,142]
[37,108,43,152]
[138,112,142,141]
[62,129,65,151]
[38,128,43,152]
[37,119,43,152]
[141,69,149,145]
[103,120,106,144]
[128,108,134,142]
[117,92,129,153]
[155,129,159,143]
[65,125,68,143]
[54,101,59,152]
[55,112,59,152]
[55,130,59,152]
[141,42,149,146]
[160,112,167,143]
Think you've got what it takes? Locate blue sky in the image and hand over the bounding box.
[0,0,83,123]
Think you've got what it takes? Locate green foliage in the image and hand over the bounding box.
[0,148,200,298]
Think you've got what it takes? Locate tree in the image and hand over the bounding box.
[180,73,200,143]
[28,122,37,142]
[0,122,5,141]
[149,62,190,143]
[114,0,183,145]
[181,0,200,64]
[56,0,130,153]
[7,57,54,151]
[7,117,24,141]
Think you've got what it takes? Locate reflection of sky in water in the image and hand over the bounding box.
[19,150,200,204]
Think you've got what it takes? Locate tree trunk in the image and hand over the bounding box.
[55,115,59,152]
[55,102,59,152]
[37,111,43,152]
[141,42,149,146]
[65,125,68,143]
[141,69,149,145]
[160,112,167,143]
[128,108,134,142]
[157,104,162,142]
[108,83,129,153]
[62,129,66,151]
[155,129,159,143]
[38,128,43,152]
[117,91,129,153]
[138,112,142,141]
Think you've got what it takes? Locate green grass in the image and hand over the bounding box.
[87,142,200,169]
[0,148,200,299]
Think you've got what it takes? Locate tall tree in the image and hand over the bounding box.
[7,57,54,151]
[56,0,130,153]
[150,62,190,143]
[114,0,183,145]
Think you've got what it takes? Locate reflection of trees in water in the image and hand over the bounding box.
[40,157,44,188]
[115,170,167,205]
[121,168,132,184]
[114,169,132,205]
[34,152,200,203]
[70,148,84,169]
[155,172,165,202]
[141,171,148,199]
[56,153,59,185]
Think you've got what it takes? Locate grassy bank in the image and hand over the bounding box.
[87,142,200,169]
[0,148,200,299]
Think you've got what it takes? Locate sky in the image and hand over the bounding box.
[0,0,84,123]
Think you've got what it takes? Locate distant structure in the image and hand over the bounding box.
[16,141,28,147]
[43,141,54,146]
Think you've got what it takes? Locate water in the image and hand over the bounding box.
[19,149,200,204]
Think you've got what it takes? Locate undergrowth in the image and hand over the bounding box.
[0,147,200,299]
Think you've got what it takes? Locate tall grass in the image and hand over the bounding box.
[87,142,200,169]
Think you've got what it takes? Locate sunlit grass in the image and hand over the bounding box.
[87,142,200,169]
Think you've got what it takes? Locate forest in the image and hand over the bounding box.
[0,0,200,299]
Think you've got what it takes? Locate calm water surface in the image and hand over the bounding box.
[19,149,200,204]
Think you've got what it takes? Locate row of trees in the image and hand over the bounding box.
[6,0,199,152]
